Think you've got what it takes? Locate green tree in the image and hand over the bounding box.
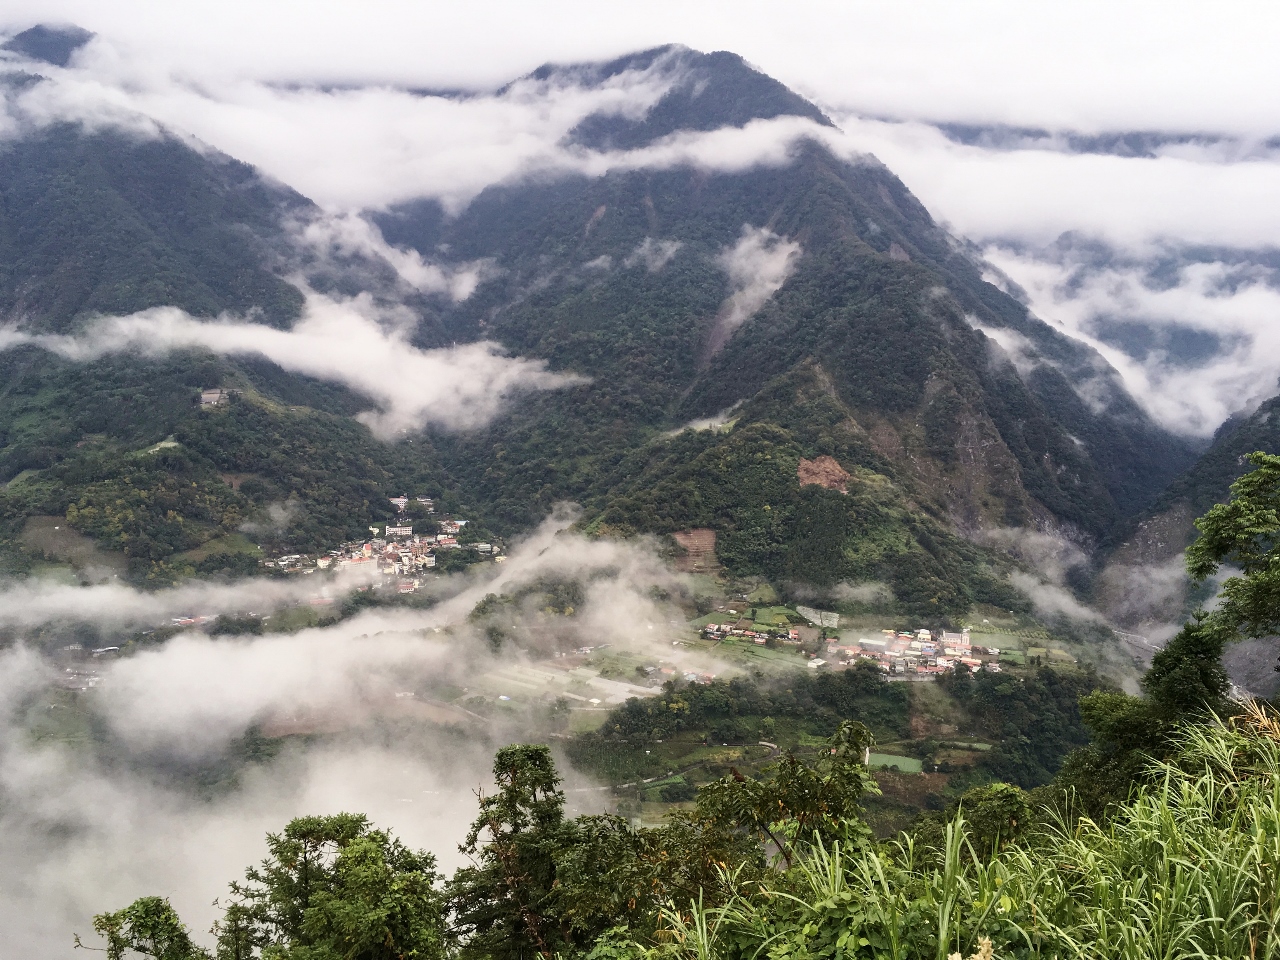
[1045,455,1280,819]
[446,745,763,955]
[1049,455,1263,819]
[447,745,570,960]
[1055,621,1231,819]
[695,720,877,867]
[956,782,1031,858]
[1187,451,1280,643]
[218,812,445,960]
[80,897,209,960]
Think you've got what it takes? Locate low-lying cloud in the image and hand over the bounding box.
[0,509,721,956]
[624,237,682,272]
[0,291,586,437]
[0,643,493,956]
[297,212,497,300]
[708,225,801,354]
[980,526,1091,586]
[982,526,1108,628]
[1094,553,1194,641]
[832,581,894,607]
[0,565,375,633]
[981,246,1280,436]
[1007,571,1106,626]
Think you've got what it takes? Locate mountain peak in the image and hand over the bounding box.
[2,23,94,67]
[541,45,833,151]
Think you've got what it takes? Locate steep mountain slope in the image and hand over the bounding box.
[0,124,308,331]
[0,43,1200,608]
[560,46,833,150]
[1,24,93,67]
[1142,395,1280,526]
[0,118,459,580]
[1100,396,1280,695]
[377,50,1195,553]
[1103,394,1280,579]
[1097,393,1280,630]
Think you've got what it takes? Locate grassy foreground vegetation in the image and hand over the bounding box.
[78,455,1280,959]
[82,710,1280,960]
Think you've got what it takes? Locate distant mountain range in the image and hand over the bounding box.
[3,35,1267,624]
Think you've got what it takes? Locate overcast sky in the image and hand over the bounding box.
[4,1,1277,132]
[3,1,1279,435]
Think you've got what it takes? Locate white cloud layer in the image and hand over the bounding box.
[3,5,1278,438]
[0,566,376,632]
[1008,571,1106,626]
[297,212,496,300]
[0,511,720,956]
[0,2,1277,440]
[5,2,1280,135]
[0,53,831,212]
[832,114,1280,250]
[982,248,1280,436]
[0,291,585,437]
[709,225,801,353]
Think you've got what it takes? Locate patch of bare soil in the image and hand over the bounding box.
[259,710,353,738]
[874,770,948,803]
[672,528,718,573]
[797,455,850,493]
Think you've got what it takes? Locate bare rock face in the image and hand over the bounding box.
[797,455,851,493]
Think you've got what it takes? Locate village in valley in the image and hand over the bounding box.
[51,492,1068,712]
[261,495,504,596]
[160,491,1045,698]
[698,608,1005,680]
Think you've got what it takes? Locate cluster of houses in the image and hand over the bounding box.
[636,663,718,685]
[701,621,803,645]
[263,496,502,595]
[700,616,1005,678]
[826,628,1003,676]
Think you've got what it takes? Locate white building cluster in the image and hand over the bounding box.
[828,627,1002,676]
[264,502,502,595]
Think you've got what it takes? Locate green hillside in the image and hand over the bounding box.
[1146,393,1280,527]
[0,45,1214,618]
[0,124,308,331]
[82,461,1280,959]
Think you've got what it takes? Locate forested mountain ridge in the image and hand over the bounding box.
[374,51,1200,609]
[556,45,834,150]
[0,124,310,332]
[1124,392,1280,549]
[12,31,1280,960]
[0,41,1225,610]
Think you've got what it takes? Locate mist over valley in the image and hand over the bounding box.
[1,9,1279,958]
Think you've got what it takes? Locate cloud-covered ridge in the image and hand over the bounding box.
[0,291,586,437]
[983,246,1280,436]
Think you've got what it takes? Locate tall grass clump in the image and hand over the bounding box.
[656,704,1280,959]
